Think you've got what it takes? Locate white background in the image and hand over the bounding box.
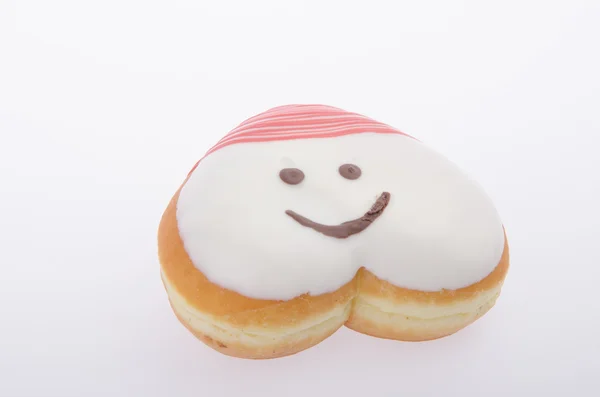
[1,1,599,396]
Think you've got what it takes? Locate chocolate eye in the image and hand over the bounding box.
[279,168,305,185]
[339,164,361,180]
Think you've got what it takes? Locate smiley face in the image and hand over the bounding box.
[176,131,505,301]
[280,163,391,239]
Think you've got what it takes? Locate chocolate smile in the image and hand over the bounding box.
[285,192,391,239]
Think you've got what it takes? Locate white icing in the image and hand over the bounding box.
[176,133,505,301]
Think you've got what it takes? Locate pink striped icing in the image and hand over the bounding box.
[188,105,413,176]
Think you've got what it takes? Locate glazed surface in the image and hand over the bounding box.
[177,124,505,300]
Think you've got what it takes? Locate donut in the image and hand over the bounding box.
[158,104,509,359]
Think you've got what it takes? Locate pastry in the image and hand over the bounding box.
[158,104,509,359]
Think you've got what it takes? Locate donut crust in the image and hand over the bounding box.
[158,183,509,359]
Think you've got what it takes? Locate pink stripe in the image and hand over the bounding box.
[219,123,400,144]
[186,105,413,176]
[225,118,383,139]
[206,126,405,156]
[235,105,344,129]
[227,113,371,135]
[234,105,349,127]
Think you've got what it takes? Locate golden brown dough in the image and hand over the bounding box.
[158,183,509,359]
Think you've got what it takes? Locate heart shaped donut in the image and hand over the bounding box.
[158,104,509,359]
